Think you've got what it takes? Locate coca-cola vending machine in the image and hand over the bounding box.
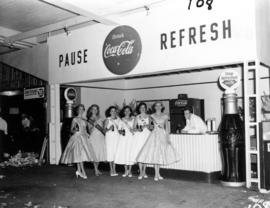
[170,95,205,134]
[259,121,270,190]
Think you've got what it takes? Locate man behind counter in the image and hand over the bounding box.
[181,106,207,134]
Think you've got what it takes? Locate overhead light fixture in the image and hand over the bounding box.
[0,90,22,96]
[8,43,14,49]
[144,5,150,15]
[64,26,71,36]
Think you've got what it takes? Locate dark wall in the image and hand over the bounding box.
[0,94,47,154]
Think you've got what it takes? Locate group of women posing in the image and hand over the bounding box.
[61,101,179,181]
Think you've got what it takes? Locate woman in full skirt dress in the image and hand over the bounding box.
[61,104,96,179]
[130,102,151,180]
[104,106,121,176]
[86,104,107,176]
[114,106,135,177]
[136,101,180,181]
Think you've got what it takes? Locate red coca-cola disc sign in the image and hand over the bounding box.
[103,25,142,75]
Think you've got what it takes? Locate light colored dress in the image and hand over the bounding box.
[88,117,107,162]
[129,115,151,163]
[114,117,135,165]
[105,117,121,162]
[61,117,96,164]
[136,114,180,165]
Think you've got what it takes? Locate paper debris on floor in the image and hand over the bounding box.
[24,201,33,207]
[0,193,10,199]
[23,201,41,208]
[248,195,270,208]
[0,151,39,168]
[1,202,7,207]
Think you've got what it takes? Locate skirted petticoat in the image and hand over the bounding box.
[61,132,96,164]
[129,128,150,163]
[88,119,107,162]
[105,131,120,162]
[105,117,121,162]
[136,126,180,165]
[114,119,135,165]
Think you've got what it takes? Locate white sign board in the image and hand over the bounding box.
[48,0,257,84]
[219,70,240,94]
[64,87,77,103]
[24,87,45,100]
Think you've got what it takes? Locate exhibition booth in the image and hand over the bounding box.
[1,0,270,191]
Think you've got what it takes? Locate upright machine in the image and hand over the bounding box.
[259,121,270,190]
[170,94,205,134]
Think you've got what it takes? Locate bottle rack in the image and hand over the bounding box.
[243,61,261,190]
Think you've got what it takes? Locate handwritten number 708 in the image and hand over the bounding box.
[188,0,213,10]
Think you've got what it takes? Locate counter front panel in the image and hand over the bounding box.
[162,134,222,173]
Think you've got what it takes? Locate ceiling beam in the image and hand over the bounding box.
[5,16,92,43]
[0,26,37,44]
[41,0,118,26]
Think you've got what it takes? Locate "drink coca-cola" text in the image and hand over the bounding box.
[104,40,135,58]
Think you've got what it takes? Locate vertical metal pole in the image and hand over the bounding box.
[49,84,61,164]
[243,61,251,188]
[255,62,261,190]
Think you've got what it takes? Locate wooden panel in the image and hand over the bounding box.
[0,62,46,91]
[162,134,222,173]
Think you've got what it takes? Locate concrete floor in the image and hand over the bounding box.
[0,165,268,208]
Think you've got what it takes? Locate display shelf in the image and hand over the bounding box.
[251,178,259,183]
[244,61,261,190]
[249,122,258,126]
[250,150,258,154]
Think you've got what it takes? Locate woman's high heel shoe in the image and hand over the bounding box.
[76,171,87,179]
[110,173,118,177]
[75,171,80,178]
[82,174,87,179]
[95,170,102,176]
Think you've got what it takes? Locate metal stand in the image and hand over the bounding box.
[243,61,261,190]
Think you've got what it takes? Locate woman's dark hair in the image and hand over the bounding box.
[136,102,147,114]
[74,104,85,116]
[21,113,29,120]
[105,106,117,118]
[120,106,133,118]
[152,101,165,113]
[183,106,193,113]
[21,113,34,128]
[86,104,100,120]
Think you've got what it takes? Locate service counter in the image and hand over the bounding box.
[158,133,222,182]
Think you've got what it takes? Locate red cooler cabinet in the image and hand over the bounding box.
[169,98,205,134]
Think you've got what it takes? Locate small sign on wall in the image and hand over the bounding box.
[64,87,77,103]
[267,143,270,152]
[9,107,19,115]
[24,87,45,100]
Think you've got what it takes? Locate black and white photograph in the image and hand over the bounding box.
[0,0,270,207]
